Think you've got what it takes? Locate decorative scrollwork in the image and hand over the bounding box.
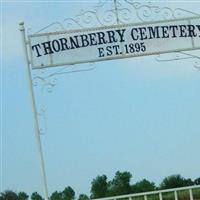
[194,60,200,70]
[28,0,200,34]
[32,64,95,95]
[173,8,199,18]
[37,106,47,135]
[155,51,200,70]
[29,0,200,133]
[35,22,65,34]
[32,62,95,134]
[63,1,118,29]
[156,52,193,62]
[122,0,200,23]
[32,70,57,134]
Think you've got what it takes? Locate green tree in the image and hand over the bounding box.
[131,179,156,193]
[31,192,43,200]
[159,174,193,189]
[18,192,28,200]
[78,194,89,200]
[50,191,62,200]
[108,171,132,196]
[62,187,75,200]
[90,175,108,199]
[0,190,19,200]
[184,178,194,186]
[194,177,200,185]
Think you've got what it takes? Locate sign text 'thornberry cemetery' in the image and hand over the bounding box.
[28,17,200,69]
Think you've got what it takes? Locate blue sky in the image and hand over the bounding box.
[1,0,200,198]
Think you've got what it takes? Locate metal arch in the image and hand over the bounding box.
[20,3,200,199]
[29,0,200,134]
[28,0,200,72]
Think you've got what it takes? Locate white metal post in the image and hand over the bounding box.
[19,22,49,200]
[189,189,193,200]
[174,191,178,200]
[159,193,163,200]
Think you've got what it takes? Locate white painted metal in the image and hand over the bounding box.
[114,0,120,25]
[29,15,200,38]
[159,192,162,200]
[19,22,49,200]
[92,185,200,200]
[189,189,194,200]
[174,190,178,200]
[18,2,200,200]
[28,16,200,69]
[29,46,200,70]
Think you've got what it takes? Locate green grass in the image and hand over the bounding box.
[192,188,200,200]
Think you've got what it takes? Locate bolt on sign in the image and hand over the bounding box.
[28,16,200,69]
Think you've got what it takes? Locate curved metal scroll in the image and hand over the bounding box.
[29,0,200,134]
[29,0,200,72]
[32,63,95,134]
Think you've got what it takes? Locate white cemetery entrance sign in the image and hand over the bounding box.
[29,16,200,69]
[19,1,200,200]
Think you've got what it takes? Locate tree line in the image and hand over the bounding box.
[1,172,200,200]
